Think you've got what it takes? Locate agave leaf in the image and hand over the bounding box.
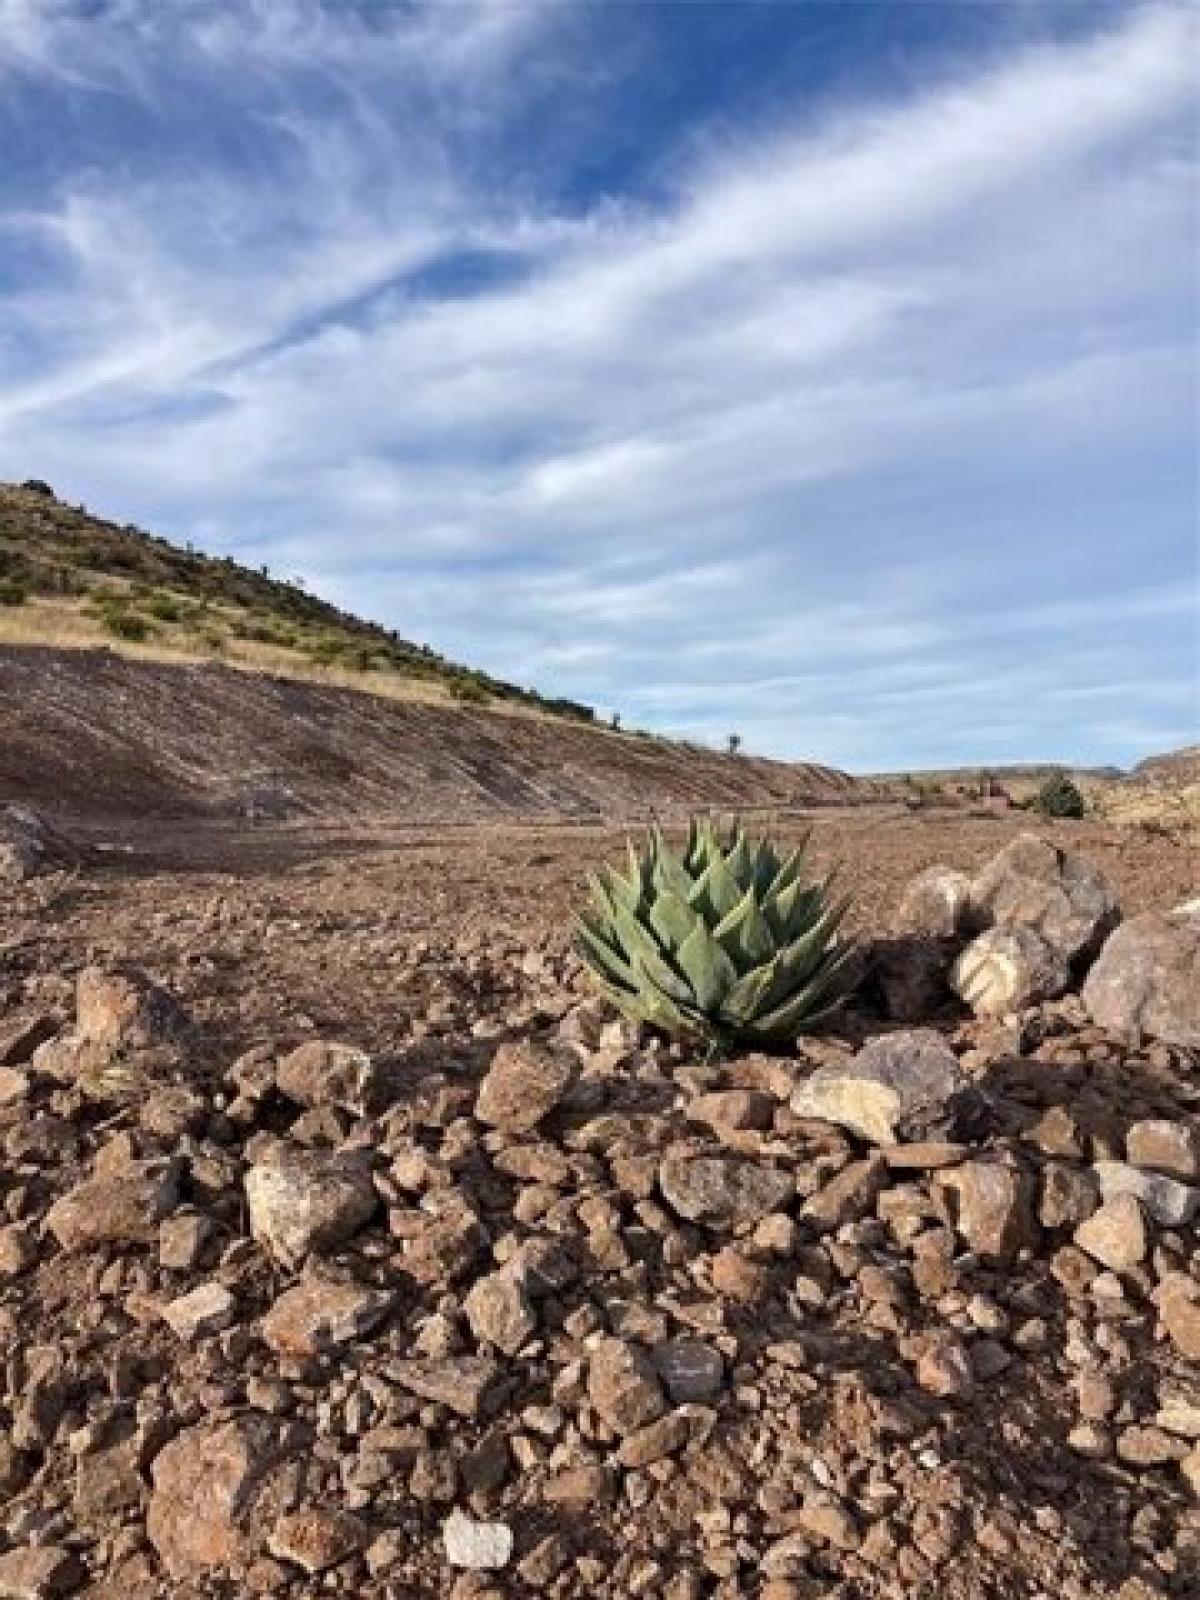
[764,877,824,943]
[751,945,858,1039]
[687,851,742,923]
[647,887,697,957]
[719,958,780,1025]
[750,839,781,897]
[724,829,754,889]
[712,887,776,970]
[674,923,738,1013]
[763,843,808,901]
[613,907,694,1003]
[651,845,696,901]
[760,899,852,1009]
[575,916,640,995]
[598,861,641,916]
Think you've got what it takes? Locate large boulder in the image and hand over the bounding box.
[967,833,1119,965]
[951,925,1070,1018]
[790,1030,977,1144]
[894,867,972,940]
[1081,906,1200,1048]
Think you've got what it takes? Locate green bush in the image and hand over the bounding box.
[0,580,28,606]
[146,594,184,623]
[101,609,155,642]
[1030,774,1086,819]
[448,676,489,704]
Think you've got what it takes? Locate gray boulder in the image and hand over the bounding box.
[1081,906,1200,1048]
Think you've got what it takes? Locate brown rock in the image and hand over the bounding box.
[0,1226,37,1280]
[709,1244,770,1303]
[1074,1194,1147,1273]
[1157,1276,1200,1361]
[915,1333,974,1400]
[938,1161,1036,1260]
[1038,1163,1099,1229]
[588,1339,666,1435]
[894,867,973,939]
[687,1090,775,1134]
[952,926,1069,1018]
[261,1278,393,1357]
[617,1411,690,1468]
[269,1509,369,1573]
[245,1144,377,1267]
[146,1415,299,1579]
[276,1041,377,1114]
[475,1040,577,1132]
[388,1357,501,1418]
[658,1153,792,1229]
[803,1155,886,1231]
[160,1281,236,1342]
[0,1546,84,1598]
[46,1160,178,1251]
[1126,1119,1199,1180]
[464,1270,536,1356]
[968,833,1119,963]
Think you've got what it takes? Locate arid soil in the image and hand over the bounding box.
[0,809,1196,1600]
[0,646,865,823]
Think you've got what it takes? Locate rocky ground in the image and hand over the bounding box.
[0,809,1196,1599]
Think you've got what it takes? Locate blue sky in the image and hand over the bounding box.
[0,0,1196,771]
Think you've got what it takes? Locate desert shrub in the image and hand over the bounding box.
[1030,774,1086,819]
[21,479,55,498]
[0,580,28,606]
[448,675,489,704]
[101,608,155,642]
[575,818,855,1049]
[146,594,184,623]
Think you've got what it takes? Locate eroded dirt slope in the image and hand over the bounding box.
[0,646,866,823]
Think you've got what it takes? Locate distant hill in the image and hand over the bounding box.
[0,480,593,722]
[1133,746,1200,784]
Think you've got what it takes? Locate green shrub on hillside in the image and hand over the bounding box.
[1029,774,1086,819]
[101,608,155,642]
[0,580,28,606]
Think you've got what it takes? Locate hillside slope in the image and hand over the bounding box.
[0,646,866,823]
[0,481,591,719]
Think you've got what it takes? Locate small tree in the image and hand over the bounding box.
[727,733,742,756]
[1031,774,1085,820]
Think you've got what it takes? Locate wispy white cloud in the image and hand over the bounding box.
[0,0,1195,768]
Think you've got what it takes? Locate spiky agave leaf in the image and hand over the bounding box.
[574,816,856,1047]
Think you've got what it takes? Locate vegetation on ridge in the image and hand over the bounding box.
[0,480,596,722]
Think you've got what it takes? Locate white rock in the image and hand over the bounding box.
[443,1509,513,1571]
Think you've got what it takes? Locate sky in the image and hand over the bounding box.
[0,0,1196,772]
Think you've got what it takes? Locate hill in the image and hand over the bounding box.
[0,645,865,824]
[1132,745,1200,784]
[0,480,592,720]
[0,480,876,825]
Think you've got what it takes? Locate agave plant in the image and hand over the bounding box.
[575,817,856,1047]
